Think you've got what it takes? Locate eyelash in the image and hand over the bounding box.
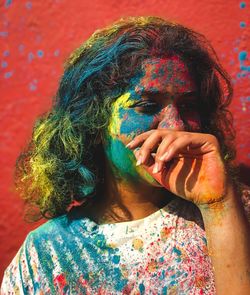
[129,100,199,114]
[130,101,160,113]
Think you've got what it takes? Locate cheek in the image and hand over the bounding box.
[119,109,156,138]
[182,111,201,131]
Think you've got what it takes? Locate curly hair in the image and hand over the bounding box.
[16,16,235,221]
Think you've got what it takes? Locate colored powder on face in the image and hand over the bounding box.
[104,137,138,179]
[104,56,200,186]
[107,92,133,137]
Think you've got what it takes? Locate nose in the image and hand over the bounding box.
[157,104,185,131]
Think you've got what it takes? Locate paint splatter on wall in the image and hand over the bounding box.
[0,0,249,281]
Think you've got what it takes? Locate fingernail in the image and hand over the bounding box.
[136,155,142,166]
[159,152,168,161]
[126,142,132,148]
[153,163,159,174]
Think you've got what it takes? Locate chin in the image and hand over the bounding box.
[137,168,163,188]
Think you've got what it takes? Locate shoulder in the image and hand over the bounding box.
[1,215,95,294]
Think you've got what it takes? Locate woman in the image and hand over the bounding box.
[2,16,250,294]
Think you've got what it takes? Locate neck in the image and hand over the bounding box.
[94,164,172,224]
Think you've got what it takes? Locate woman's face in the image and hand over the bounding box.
[103,56,201,185]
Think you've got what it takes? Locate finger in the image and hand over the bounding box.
[160,134,197,162]
[153,134,177,173]
[126,130,155,149]
[136,130,166,164]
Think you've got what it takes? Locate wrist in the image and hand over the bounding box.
[198,181,237,217]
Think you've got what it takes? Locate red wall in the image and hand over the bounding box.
[1,0,250,281]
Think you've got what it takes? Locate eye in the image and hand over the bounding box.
[129,101,160,114]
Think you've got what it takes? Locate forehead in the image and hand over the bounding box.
[134,56,195,95]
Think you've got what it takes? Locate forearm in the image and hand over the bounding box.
[199,184,250,295]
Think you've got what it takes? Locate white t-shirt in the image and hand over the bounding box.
[1,198,215,294]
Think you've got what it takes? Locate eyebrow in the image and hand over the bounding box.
[141,91,198,100]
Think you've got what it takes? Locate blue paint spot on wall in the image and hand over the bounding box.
[5,0,12,8]
[3,50,10,57]
[0,32,8,37]
[240,2,246,8]
[37,50,44,58]
[240,22,246,28]
[28,52,34,62]
[4,71,13,79]
[18,44,25,52]
[238,51,250,72]
[29,79,38,91]
[29,83,37,91]
[54,49,60,56]
[239,51,247,62]
[25,1,32,9]
[1,61,8,68]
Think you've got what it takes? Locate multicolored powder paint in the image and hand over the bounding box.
[2,16,243,293]
[103,56,201,185]
[1,198,215,294]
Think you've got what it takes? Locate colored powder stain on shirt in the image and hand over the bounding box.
[1,198,216,294]
[139,282,145,294]
[173,247,182,256]
[112,255,120,264]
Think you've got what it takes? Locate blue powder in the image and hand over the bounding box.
[5,0,12,8]
[37,50,44,58]
[139,283,145,294]
[18,44,25,52]
[29,82,37,91]
[26,1,32,9]
[4,71,13,79]
[54,49,60,56]
[159,256,165,263]
[240,2,246,8]
[240,21,246,28]
[239,51,247,62]
[160,270,165,280]
[28,52,34,62]
[3,50,9,57]
[112,255,120,264]
[1,61,8,68]
[173,247,182,256]
[162,286,168,295]
[0,31,8,37]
